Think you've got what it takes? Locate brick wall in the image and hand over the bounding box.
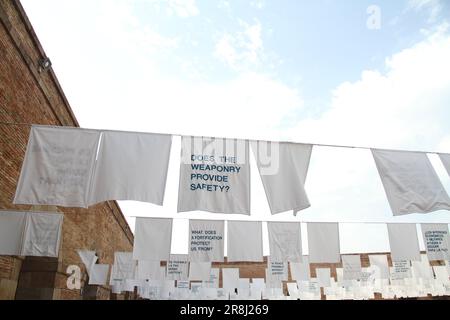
[0,0,134,300]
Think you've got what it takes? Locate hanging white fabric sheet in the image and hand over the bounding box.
[307,223,341,263]
[251,141,312,215]
[21,212,63,257]
[0,211,27,256]
[133,218,172,261]
[267,258,288,281]
[268,222,302,262]
[88,264,110,285]
[368,254,390,279]
[227,221,263,262]
[222,268,240,290]
[188,219,224,262]
[290,256,311,281]
[177,136,251,215]
[438,153,450,176]
[88,131,172,206]
[166,254,189,280]
[342,255,362,281]
[14,126,100,207]
[316,268,331,288]
[371,149,450,215]
[136,260,164,280]
[77,250,98,276]
[188,261,211,281]
[421,223,450,261]
[203,268,220,288]
[387,224,421,262]
[110,252,136,282]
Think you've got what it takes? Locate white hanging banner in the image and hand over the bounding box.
[390,260,412,280]
[188,219,224,262]
[342,255,362,281]
[177,136,251,215]
[203,268,220,288]
[268,222,302,262]
[307,223,341,263]
[133,218,172,261]
[438,153,450,177]
[251,141,312,215]
[227,221,263,262]
[421,224,450,261]
[136,260,164,280]
[267,258,288,281]
[316,268,331,288]
[387,223,421,262]
[21,212,63,257]
[368,254,390,279]
[222,268,240,290]
[88,264,110,285]
[110,252,136,282]
[290,256,311,281]
[166,254,189,281]
[188,261,211,281]
[77,250,98,276]
[371,149,450,215]
[0,211,27,256]
[88,131,172,206]
[14,126,100,208]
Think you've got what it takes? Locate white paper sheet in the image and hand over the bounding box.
[88,131,172,206]
[227,221,263,262]
[421,223,450,261]
[21,212,63,257]
[14,126,100,207]
[307,223,341,263]
[387,223,421,262]
[251,141,312,214]
[188,219,224,262]
[371,149,450,215]
[133,217,172,261]
[177,136,251,214]
[268,222,302,262]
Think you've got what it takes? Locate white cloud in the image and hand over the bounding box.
[407,0,443,23]
[166,0,199,18]
[214,20,265,71]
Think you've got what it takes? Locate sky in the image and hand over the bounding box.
[21,0,450,255]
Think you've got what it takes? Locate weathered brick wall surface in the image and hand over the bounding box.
[0,0,134,300]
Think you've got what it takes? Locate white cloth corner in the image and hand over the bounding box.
[88,264,110,285]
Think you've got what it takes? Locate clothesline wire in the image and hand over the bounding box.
[128,215,450,225]
[0,120,448,155]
